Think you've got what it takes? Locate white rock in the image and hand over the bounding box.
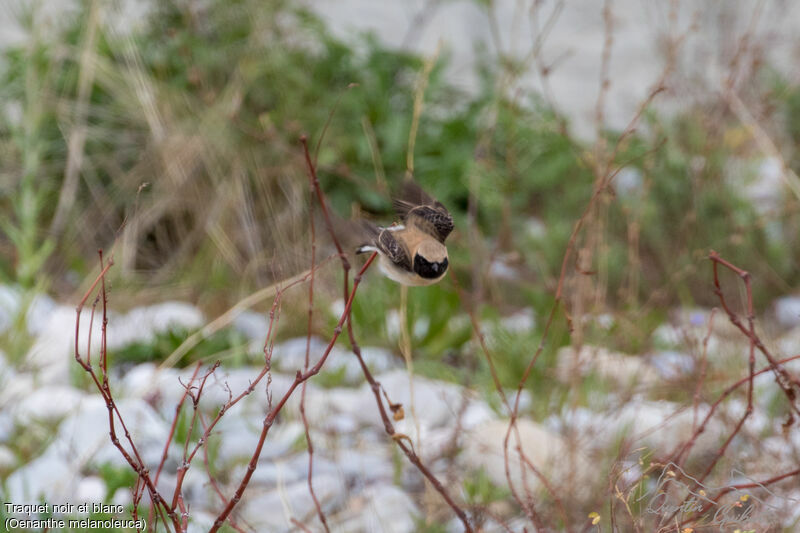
[736,156,785,216]
[25,292,57,336]
[381,308,435,342]
[109,302,204,348]
[214,418,303,465]
[271,336,348,375]
[588,313,615,330]
[119,362,165,398]
[461,400,495,430]
[335,448,393,483]
[271,337,398,384]
[119,363,295,421]
[777,327,800,363]
[232,310,269,341]
[613,400,725,455]
[353,346,398,378]
[385,309,401,341]
[50,396,169,470]
[556,345,660,387]
[652,309,744,357]
[0,285,21,334]
[0,285,55,336]
[5,448,73,503]
[415,425,464,462]
[318,413,359,434]
[230,457,304,489]
[175,461,213,508]
[359,485,419,533]
[0,412,12,442]
[22,301,202,386]
[15,386,86,423]
[239,474,345,530]
[651,323,683,348]
[778,489,800,529]
[111,488,132,508]
[24,305,78,385]
[186,511,217,533]
[548,400,727,459]
[462,419,593,498]
[0,370,35,406]
[721,398,770,435]
[351,370,465,428]
[500,308,535,333]
[0,444,17,470]
[329,299,346,319]
[488,259,519,281]
[523,217,547,240]
[647,350,695,380]
[287,454,342,480]
[75,476,107,503]
[775,296,800,328]
[198,367,298,415]
[413,316,430,338]
[302,386,361,428]
[337,484,419,533]
[615,167,643,198]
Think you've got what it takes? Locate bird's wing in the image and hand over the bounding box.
[376,229,413,271]
[392,180,435,217]
[392,181,454,243]
[407,205,453,243]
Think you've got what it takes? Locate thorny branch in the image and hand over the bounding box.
[76,252,181,531]
[76,239,367,532]
[655,252,800,528]
[300,136,476,532]
[709,251,800,416]
[299,132,330,532]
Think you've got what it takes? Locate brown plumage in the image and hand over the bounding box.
[356,181,453,286]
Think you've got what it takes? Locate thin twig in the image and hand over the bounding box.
[299,132,330,532]
[209,248,377,533]
[300,136,475,532]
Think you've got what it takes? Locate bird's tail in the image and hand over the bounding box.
[356,245,378,254]
[354,219,380,254]
[325,212,381,255]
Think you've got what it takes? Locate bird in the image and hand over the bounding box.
[356,181,454,286]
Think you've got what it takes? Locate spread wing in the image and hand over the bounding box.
[407,205,453,243]
[393,181,454,243]
[376,229,412,271]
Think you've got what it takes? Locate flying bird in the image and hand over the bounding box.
[356,181,454,286]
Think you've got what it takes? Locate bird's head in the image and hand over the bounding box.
[413,241,448,279]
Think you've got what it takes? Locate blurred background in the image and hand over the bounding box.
[1,0,800,531]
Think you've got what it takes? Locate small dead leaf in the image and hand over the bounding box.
[389,402,404,421]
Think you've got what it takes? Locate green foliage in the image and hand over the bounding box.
[412,519,449,533]
[113,327,247,368]
[3,0,800,460]
[4,0,797,320]
[0,27,61,287]
[314,364,349,388]
[98,462,138,503]
[463,467,510,506]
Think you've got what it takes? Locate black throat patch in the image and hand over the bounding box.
[413,255,448,279]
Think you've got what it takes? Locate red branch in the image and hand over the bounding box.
[209,249,377,532]
[300,136,475,532]
[299,132,330,532]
